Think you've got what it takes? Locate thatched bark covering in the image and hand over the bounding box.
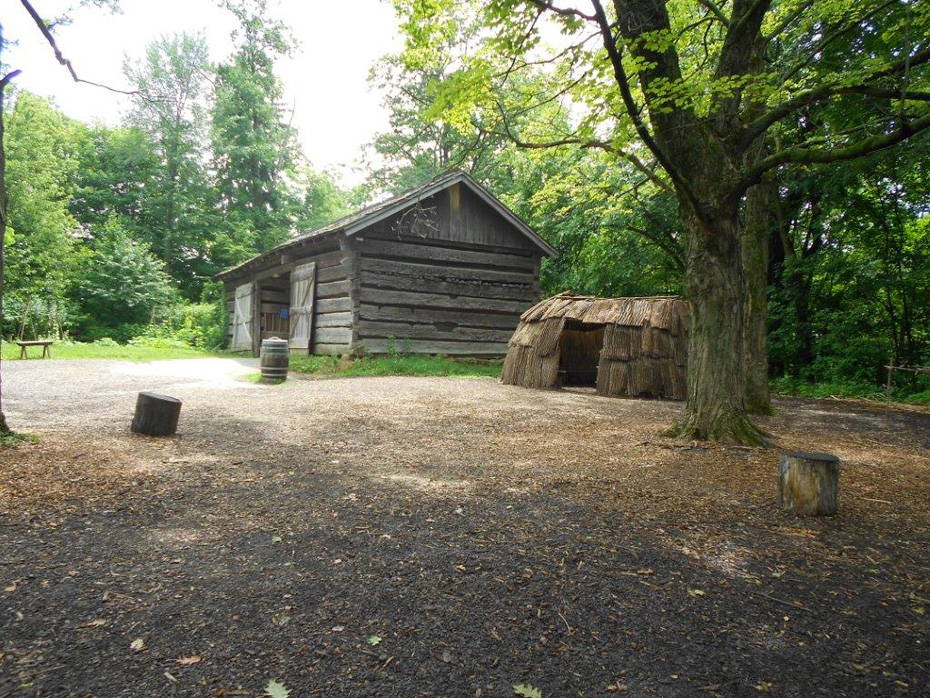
[502,293,690,400]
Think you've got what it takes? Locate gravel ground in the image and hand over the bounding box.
[1,359,928,698]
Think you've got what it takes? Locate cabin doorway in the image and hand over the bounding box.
[559,321,605,387]
[258,273,291,347]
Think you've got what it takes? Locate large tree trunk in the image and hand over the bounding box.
[0,57,13,436]
[742,180,774,414]
[668,205,765,445]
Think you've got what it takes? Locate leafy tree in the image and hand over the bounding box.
[396,0,930,443]
[3,91,82,333]
[72,221,176,335]
[211,0,298,262]
[294,168,351,231]
[70,124,161,231]
[0,26,19,435]
[124,33,214,296]
[768,137,930,387]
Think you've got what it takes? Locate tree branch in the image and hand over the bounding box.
[19,0,137,96]
[696,0,730,27]
[740,44,930,147]
[588,0,697,205]
[740,111,930,190]
[486,104,673,194]
[525,0,596,23]
[1,70,23,89]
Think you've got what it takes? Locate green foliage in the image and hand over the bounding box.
[0,431,39,449]
[767,142,930,388]
[263,680,290,698]
[123,33,215,297]
[4,92,82,304]
[72,221,177,336]
[513,684,543,698]
[211,0,298,261]
[288,354,502,379]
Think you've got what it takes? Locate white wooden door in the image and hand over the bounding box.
[288,262,316,354]
[230,283,253,352]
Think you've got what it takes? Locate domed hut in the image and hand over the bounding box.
[502,293,690,400]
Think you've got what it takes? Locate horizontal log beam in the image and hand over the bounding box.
[315,297,353,313]
[313,326,353,344]
[315,311,354,328]
[313,342,351,355]
[359,238,538,270]
[358,338,507,356]
[316,280,351,299]
[358,320,513,343]
[358,288,531,314]
[361,273,534,301]
[360,257,536,285]
[359,303,520,330]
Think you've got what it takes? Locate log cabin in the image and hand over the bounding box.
[216,171,557,357]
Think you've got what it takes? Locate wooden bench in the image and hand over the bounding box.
[16,340,53,359]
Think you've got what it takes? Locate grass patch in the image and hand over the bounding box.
[289,354,503,379]
[0,431,39,449]
[1,340,214,362]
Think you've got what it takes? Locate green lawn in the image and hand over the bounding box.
[288,354,503,379]
[0,340,214,362]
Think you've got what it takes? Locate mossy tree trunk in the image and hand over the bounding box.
[667,201,765,445]
[742,178,774,415]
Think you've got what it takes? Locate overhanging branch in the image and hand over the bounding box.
[740,44,930,148]
[739,111,930,191]
[588,0,698,207]
[20,0,137,96]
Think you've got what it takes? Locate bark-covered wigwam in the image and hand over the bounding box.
[502,293,689,400]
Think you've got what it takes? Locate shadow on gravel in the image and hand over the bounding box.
[2,411,927,698]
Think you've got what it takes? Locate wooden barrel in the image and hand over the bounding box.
[260,337,289,383]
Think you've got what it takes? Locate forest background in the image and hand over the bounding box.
[2,0,928,402]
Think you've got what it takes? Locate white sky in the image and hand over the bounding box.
[3,0,403,186]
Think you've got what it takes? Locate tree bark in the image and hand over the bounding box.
[742,179,774,414]
[0,52,17,436]
[667,205,766,445]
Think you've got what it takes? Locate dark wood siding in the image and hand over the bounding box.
[367,186,544,253]
[223,180,548,357]
[353,233,541,356]
[223,243,355,356]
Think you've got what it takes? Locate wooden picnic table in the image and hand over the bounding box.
[16,339,53,359]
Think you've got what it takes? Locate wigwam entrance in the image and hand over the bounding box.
[502,293,690,400]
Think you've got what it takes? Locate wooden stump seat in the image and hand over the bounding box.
[131,392,182,437]
[778,451,840,516]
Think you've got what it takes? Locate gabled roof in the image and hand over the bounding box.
[216,170,556,280]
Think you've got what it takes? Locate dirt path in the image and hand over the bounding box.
[1,360,928,697]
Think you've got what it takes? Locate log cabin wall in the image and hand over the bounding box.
[223,241,356,356]
[220,174,553,357]
[353,186,542,356]
[310,247,355,355]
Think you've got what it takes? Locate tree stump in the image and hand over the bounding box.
[778,451,839,516]
[131,392,182,437]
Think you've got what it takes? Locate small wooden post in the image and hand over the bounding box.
[778,451,840,516]
[885,357,894,404]
[131,392,182,437]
